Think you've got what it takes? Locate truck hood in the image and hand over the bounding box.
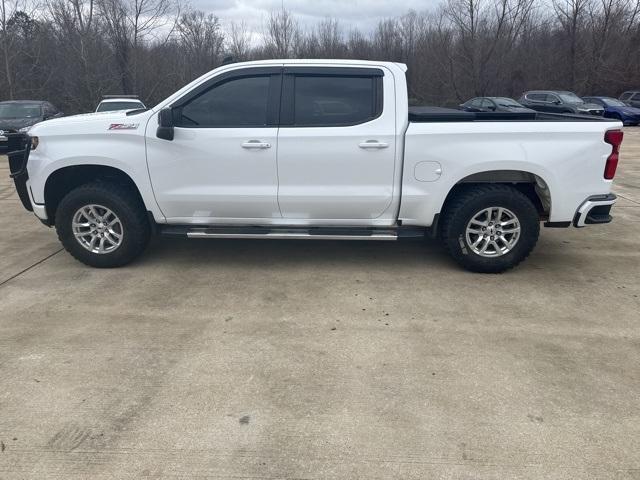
[29,110,150,136]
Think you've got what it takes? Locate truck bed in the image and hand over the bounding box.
[408,106,616,123]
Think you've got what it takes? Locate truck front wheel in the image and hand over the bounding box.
[440,185,540,273]
[55,182,151,268]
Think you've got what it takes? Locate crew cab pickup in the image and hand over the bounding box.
[7,60,623,272]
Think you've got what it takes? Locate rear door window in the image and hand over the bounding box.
[286,74,381,127]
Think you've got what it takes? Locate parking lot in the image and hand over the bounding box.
[1,129,639,479]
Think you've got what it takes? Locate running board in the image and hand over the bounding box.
[187,231,397,241]
[159,225,428,241]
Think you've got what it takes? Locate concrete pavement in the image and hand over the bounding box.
[0,129,639,479]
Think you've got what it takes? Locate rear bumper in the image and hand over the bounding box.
[573,194,616,227]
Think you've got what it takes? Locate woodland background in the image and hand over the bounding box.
[2,0,640,113]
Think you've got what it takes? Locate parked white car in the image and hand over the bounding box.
[95,97,146,113]
[8,60,623,272]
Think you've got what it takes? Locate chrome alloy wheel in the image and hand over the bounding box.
[72,204,124,254]
[465,206,521,258]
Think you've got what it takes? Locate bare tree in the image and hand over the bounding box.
[553,0,590,89]
[1,0,26,98]
[264,8,298,58]
[177,9,224,78]
[227,20,250,60]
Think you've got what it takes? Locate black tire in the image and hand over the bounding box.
[55,182,151,268]
[440,185,540,273]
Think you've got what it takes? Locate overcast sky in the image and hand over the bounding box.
[190,0,440,38]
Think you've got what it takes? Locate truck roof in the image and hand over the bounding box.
[217,59,408,71]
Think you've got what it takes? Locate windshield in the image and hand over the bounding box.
[557,93,584,104]
[495,98,523,107]
[601,98,627,107]
[97,101,144,112]
[0,103,42,119]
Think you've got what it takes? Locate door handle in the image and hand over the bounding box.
[242,140,271,149]
[359,140,389,149]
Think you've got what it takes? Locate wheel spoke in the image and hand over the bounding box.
[479,238,490,253]
[485,208,493,224]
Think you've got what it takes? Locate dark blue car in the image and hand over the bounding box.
[582,96,640,125]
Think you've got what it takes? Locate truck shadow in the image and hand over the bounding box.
[140,236,458,271]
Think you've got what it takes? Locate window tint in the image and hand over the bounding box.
[292,76,378,126]
[632,93,640,100]
[481,99,494,108]
[178,75,270,127]
[527,93,545,101]
[620,93,631,100]
[469,98,482,108]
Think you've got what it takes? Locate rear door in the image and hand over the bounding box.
[276,67,396,221]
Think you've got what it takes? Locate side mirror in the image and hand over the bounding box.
[553,100,561,105]
[156,107,174,141]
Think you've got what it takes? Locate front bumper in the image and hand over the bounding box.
[573,194,616,227]
[6,133,33,212]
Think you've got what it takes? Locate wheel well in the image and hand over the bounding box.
[440,170,551,222]
[44,165,144,225]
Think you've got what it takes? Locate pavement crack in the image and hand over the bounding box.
[0,249,64,288]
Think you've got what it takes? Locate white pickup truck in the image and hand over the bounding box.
[8,60,623,272]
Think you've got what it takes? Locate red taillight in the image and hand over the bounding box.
[604,130,623,180]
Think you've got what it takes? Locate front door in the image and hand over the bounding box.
[146,69,282,223]
[276,67,397,221]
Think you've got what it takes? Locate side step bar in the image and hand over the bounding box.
[187,231,398,241]
[160,225,427,241]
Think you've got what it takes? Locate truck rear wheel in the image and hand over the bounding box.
[55,182,151,268]
[440,185,540,273]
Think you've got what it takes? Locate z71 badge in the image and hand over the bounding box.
[108,123,139,130]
